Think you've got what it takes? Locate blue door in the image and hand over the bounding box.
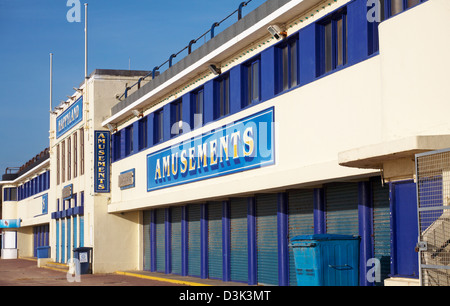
[61,219,65,263]
[56,220,60,263]
[391,181,419,278]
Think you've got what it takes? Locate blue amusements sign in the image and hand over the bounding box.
[56,96,83,138]
[94,131,111,193]
[147,107,275,192]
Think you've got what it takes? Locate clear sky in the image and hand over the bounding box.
[0,0,263,176]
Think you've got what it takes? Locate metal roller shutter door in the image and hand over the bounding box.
[208,202,223,280]
[188,204,201,277]
[143,210,151,271]
[171,206,183,275]
[156,209,165,273]
[288,189,314,286]
[372,179,391,285]
[326,183,359,235]
[256,194,278,286]
[230,198,248,283]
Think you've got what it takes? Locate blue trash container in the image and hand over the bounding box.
[36,246,50,259]
[290,234,360,286]
[73,247,93,274]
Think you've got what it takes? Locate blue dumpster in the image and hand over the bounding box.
[73,247,93,274]
[37,246,50,259]
[290,234,360,286]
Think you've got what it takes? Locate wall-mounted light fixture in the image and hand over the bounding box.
[131,110,143,118]
[267,24,287,40]
[208,64,221,76]
[106,123,117,133]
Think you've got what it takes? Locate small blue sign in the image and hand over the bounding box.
[94,130,110,193]
[147,107,275,192]
[0,219,21,229]
[42,193,48,214]
[56,96,83,138]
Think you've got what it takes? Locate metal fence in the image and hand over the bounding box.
[416,149,450,286]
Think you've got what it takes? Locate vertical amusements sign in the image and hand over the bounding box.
[94,131,110,193]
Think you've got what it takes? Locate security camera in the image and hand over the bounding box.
[267,25,287,40]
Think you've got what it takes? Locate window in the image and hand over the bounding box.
[73,132,77,178]
[368,0,426,55]
[138,116,148,150]
[276,36,298,93]
[56,144,60,185]
[113,130,121,161]
[244,58,260,107]
[61,140,65,183]
[125,125,133,156]
[215,73,230,119]
[67,137,71,181]
[80,128,84,175]
[318,8,347,75]
[154,108,164,144]
[192,88,204,129]
[3,188,17,201]
[170,99,183,136]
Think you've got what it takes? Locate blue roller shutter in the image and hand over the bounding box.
[56,220,60,263]
[67,218,71,261]
[156,209,165,273]
[188,204,201,277]
[256,194,278,285]
[326,183,359,235]
[143,210,151,271]
[288,189,314,286]
[208,201,222,280]
[372,178,391,286]
[230,198,248,283]
[61,219,65,263]
[171,206,183,275]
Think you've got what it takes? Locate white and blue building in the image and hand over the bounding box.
[2,0,450,286]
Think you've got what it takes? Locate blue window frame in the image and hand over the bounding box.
[170,99,183,136]
[368,0,426,55]
[154,108,164,144]
[276,35,299,93]
[112,130,121,161]
[243,57,260,107]
[214,73,230,120]
[125,125,133,156]
[317,7,347,76]
[192,88,204,129]
[138,116,148,150]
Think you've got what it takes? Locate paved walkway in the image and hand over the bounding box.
[0,258,248,286]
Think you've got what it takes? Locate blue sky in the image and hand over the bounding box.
[0,0,263,175]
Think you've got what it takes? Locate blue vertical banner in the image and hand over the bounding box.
[94,130,111,193]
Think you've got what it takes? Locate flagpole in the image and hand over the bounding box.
[49,53,53,112]
[84,3,88,80]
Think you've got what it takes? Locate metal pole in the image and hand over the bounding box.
[49,53,53,112]
[84,3,88,79]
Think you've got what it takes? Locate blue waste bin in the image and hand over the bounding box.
[37,246,50,259]
[73,247,93,274]
[290,234,360,286]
